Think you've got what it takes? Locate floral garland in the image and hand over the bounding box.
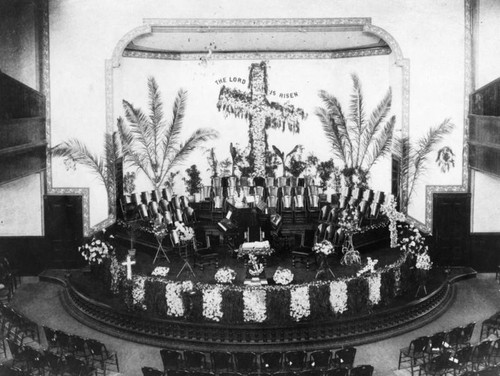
[368,274,382,306]
[109,254,125,294]
[151,266,170,277]
[202,286,223,322]
[290,286,311,321]
[132,276,147,310]
[329,280,348,314]
[357,257,379,277]
[215,267,237,284]
[273,267,294,285]
[243,289,267,323]
[381,195,406,248]
[165,281,185,317]
[313,240,334,255]
[394,267,402,295]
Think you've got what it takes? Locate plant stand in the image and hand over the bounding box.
[153,234,170,264]
[315,254,335,279]
[415,269,428,298]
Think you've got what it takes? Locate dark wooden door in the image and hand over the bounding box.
[432,193,470,266]
[44,195,83,268]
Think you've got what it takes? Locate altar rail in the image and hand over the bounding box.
[61,274,457,352]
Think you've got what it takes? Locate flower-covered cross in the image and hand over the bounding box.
[122,255,136,280]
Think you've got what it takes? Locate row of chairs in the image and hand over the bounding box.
[42,326,119,375]
[0,257,20,302]
[480,311,500,340]
[143,366,374,376]
[5,338,95,376]
[158,347,359,375]
[398,322,476,375]
[1,303,40,355]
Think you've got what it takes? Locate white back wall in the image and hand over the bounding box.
[48,0,467,228]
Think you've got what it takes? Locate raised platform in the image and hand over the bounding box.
[45,267,477,352]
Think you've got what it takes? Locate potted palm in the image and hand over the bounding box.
[184,164,202,202]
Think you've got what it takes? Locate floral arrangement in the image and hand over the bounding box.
[203,287,223,322]
[357,257,379,277]
[243,289,267,322]
[109,254,125,295]
[398,223,426,255]
[313,240,334,255]
[248,254,265,277]
[215,267,237,284]
[338,206,360,235]
[341,248,361,266]
[381,195,406,248]
[151,223,169,239]
[368,274,382,305]
[329,280,348,314]
[273,267,294,285]
[238,241,274,257]
[78,233,113,265]
[173,221,195,243]
[132,276,147,310]
[290,286,311,321]
[165,281,185,317]
[416,251,433,270]
[151,266,170,277]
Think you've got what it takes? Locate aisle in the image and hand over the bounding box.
[6,274,500,376]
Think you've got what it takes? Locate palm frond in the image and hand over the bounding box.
[271,145,284,160]
[359,87,392,167]
[349,73,365,166]
[103,132,120,190]
[147,76,165,172]
[393,135,411,207]
[286,145,300,159]
[407,118,454,203]
[317,89,353,165]
[51,138,106,186]
[161,128,219,185]
[161,89,187,173]
[365,115,396,171]
[315,106,348,165]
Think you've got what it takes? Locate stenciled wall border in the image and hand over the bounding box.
[42,9,472,236]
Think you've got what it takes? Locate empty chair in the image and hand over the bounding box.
[470,340,493,371]
[418,353,452,376]
[292,231,316,269]
[488,337,500,365]
[260,352,282,373]
[86,338,119,375]
[350,365,374,376]
[193,235,219,271]
[69,334,88,362]
[480,314,500,340]
[55,329,71,355]
[283,350,307,371]
[64,354,94,376]
[309,350,331,370]
[324,368,349,376]
[333,347,356,370]
[211,351,234,373]
[44,350,65,376]
[233,352,257,374]
[184,350,207,370]
[448,344,473,376]
[446,326,464,350]
[461,322,476,346]
[43,326,60,353]
[398,336,429,376]
[160,349,183,372]
[142,366,164,376]
[426,331,446,361]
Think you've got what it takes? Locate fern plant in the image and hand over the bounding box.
[51,132,121,215]
[315,73,395,188]
[118,77,218,190]
[394,119,454,209]
[271,144,301,177]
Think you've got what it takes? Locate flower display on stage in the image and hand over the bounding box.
[165,281,185,317]
[290,286,311,321]
[174,222,195,243]
[368,273,382,305]
[214,267,237,284]
[202,287,223,322]
[151,266,170,277]
[78,234,113,265]
[356,257,379,277]
[273,267,294,285]
[329,280,348,314]
[132,276,147,310]
[313,240,334,255]
[109,254,125,294]
[381,195,406,248]
[416,251,433,270]
[151,223,169,239]
[248,254,265,276]
[338,206,361,235]
[398,223,426,255]
[243,289,267,322]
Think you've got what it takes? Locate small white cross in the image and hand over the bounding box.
[122,255,136,280]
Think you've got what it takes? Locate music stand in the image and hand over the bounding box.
[153,229,170,264]
[172,233,196,278]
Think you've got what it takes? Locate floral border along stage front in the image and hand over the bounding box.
[100,251,414,325]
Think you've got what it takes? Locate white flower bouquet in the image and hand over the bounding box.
[79,238,113,264]
[416,250,432,270]
[248,254,264,277]
[313,240,334,255]
[215,266,237,284]
[290,286,311,321]
[151,266,170,277]
[273,267,294,285]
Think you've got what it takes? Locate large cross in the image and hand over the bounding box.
[217,61,307,176]
[122,255,136,280]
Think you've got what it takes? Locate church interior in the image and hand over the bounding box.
[1,1,500,375]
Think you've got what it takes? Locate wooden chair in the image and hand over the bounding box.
[192,235,219,271]
[292,230,317,269]
[398,336,429,376]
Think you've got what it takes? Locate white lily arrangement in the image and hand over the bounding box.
[313,240,334,256]
[151,266,170,277]
[273,267,294,285]
[416,251,433,270]
[79,236,113,265]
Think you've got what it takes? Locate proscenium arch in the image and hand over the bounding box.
[104,18,412,229]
